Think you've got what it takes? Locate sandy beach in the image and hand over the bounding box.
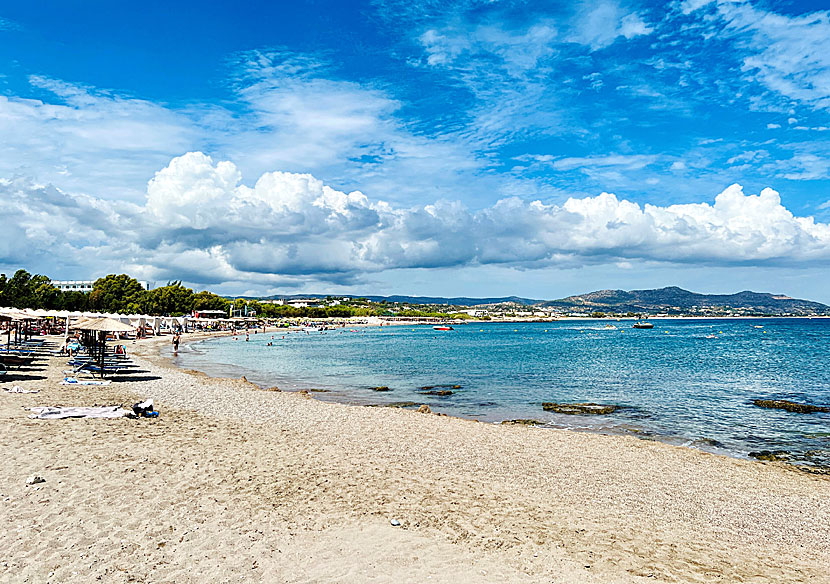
[1,334,829,583]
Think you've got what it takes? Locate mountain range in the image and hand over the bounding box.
[540,286,829,315]
[253,287,829,315]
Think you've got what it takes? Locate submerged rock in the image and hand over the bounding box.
[419,384,462,391]
[501,419,542,426]
[752,399,830,414]
[308,388,330,393]
[421,390,453,396]
[542,402,618,415]
[370,386,392,392]
[749,450,790,462]
[385,401,419,408]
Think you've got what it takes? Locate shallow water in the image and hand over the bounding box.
[172,319,830,466]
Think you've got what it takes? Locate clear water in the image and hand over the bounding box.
[172,319,830,466]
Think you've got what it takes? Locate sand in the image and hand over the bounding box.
[1,334,828,583]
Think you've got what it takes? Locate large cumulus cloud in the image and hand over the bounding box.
[2,152,830,288]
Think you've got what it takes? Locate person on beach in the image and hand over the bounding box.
[172,333,180,354]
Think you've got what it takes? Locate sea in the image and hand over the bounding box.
[171,319,830,468]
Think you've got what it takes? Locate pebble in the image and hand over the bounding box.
[390,519,401,527]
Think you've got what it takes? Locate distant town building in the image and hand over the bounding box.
[50,279,154,292]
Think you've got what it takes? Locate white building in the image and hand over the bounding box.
[51,279,154,292]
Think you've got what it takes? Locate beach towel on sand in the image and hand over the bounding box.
[29,406,131,419]
[61,377,112,386]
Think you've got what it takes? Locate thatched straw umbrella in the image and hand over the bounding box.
[0,309,37,348]
[74,318,136,377]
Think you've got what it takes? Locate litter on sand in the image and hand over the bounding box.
[28,406,132,419]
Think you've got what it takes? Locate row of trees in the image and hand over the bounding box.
[0,270,230,317]
[1,270,475,319]
[1,270,416,319]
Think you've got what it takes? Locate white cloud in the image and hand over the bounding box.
[550,154,658,171]
[419,22,558,76]
[0,57,491,208]
[714,3,830,110]
[0,76,204,201]
[570,1,653,50]
[3,153,830,290]
[0,16,21,31]
[679,0,715,15]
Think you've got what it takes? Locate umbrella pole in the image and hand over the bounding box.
[99,332,105,379]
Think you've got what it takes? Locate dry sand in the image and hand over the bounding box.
[1,334,828,583]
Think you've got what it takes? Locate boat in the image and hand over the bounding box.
[433,325,454,331]
[603,324,617,330]
[632,321,654,329]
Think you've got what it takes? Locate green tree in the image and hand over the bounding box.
[193,291,230,313]
[1,270,53,308]
[90,274,146,313]
[57,290,90,311]
[140,281,195,316]
[33,281,59,309]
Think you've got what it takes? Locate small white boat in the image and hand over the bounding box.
[632,321,654,329]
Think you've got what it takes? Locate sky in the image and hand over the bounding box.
[2,0,830,301]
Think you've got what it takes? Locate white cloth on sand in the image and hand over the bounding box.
[5,386,39,394]
[29,406,131,419]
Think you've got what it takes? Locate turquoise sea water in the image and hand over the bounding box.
[173,319,830,467]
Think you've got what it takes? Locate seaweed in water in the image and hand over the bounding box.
[542,402,618,415]
[752,399,830,414]
[501,419,543,426]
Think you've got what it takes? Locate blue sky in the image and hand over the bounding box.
[2,0,830,301]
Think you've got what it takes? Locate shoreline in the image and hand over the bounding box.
[2,334,829,582]
[164,327,830,474]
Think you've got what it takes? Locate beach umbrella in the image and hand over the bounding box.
[74,317,136,333]
[73,318,136,378]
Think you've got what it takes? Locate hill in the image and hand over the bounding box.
[542,286,830,315]
[251,293,540,306]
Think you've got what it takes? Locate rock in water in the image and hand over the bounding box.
[501,419,542,426]
[752,399,830,414]
[542,402,618,415]
[370,386,391,392]
[417,405,431,414]
[749,450,790,462]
